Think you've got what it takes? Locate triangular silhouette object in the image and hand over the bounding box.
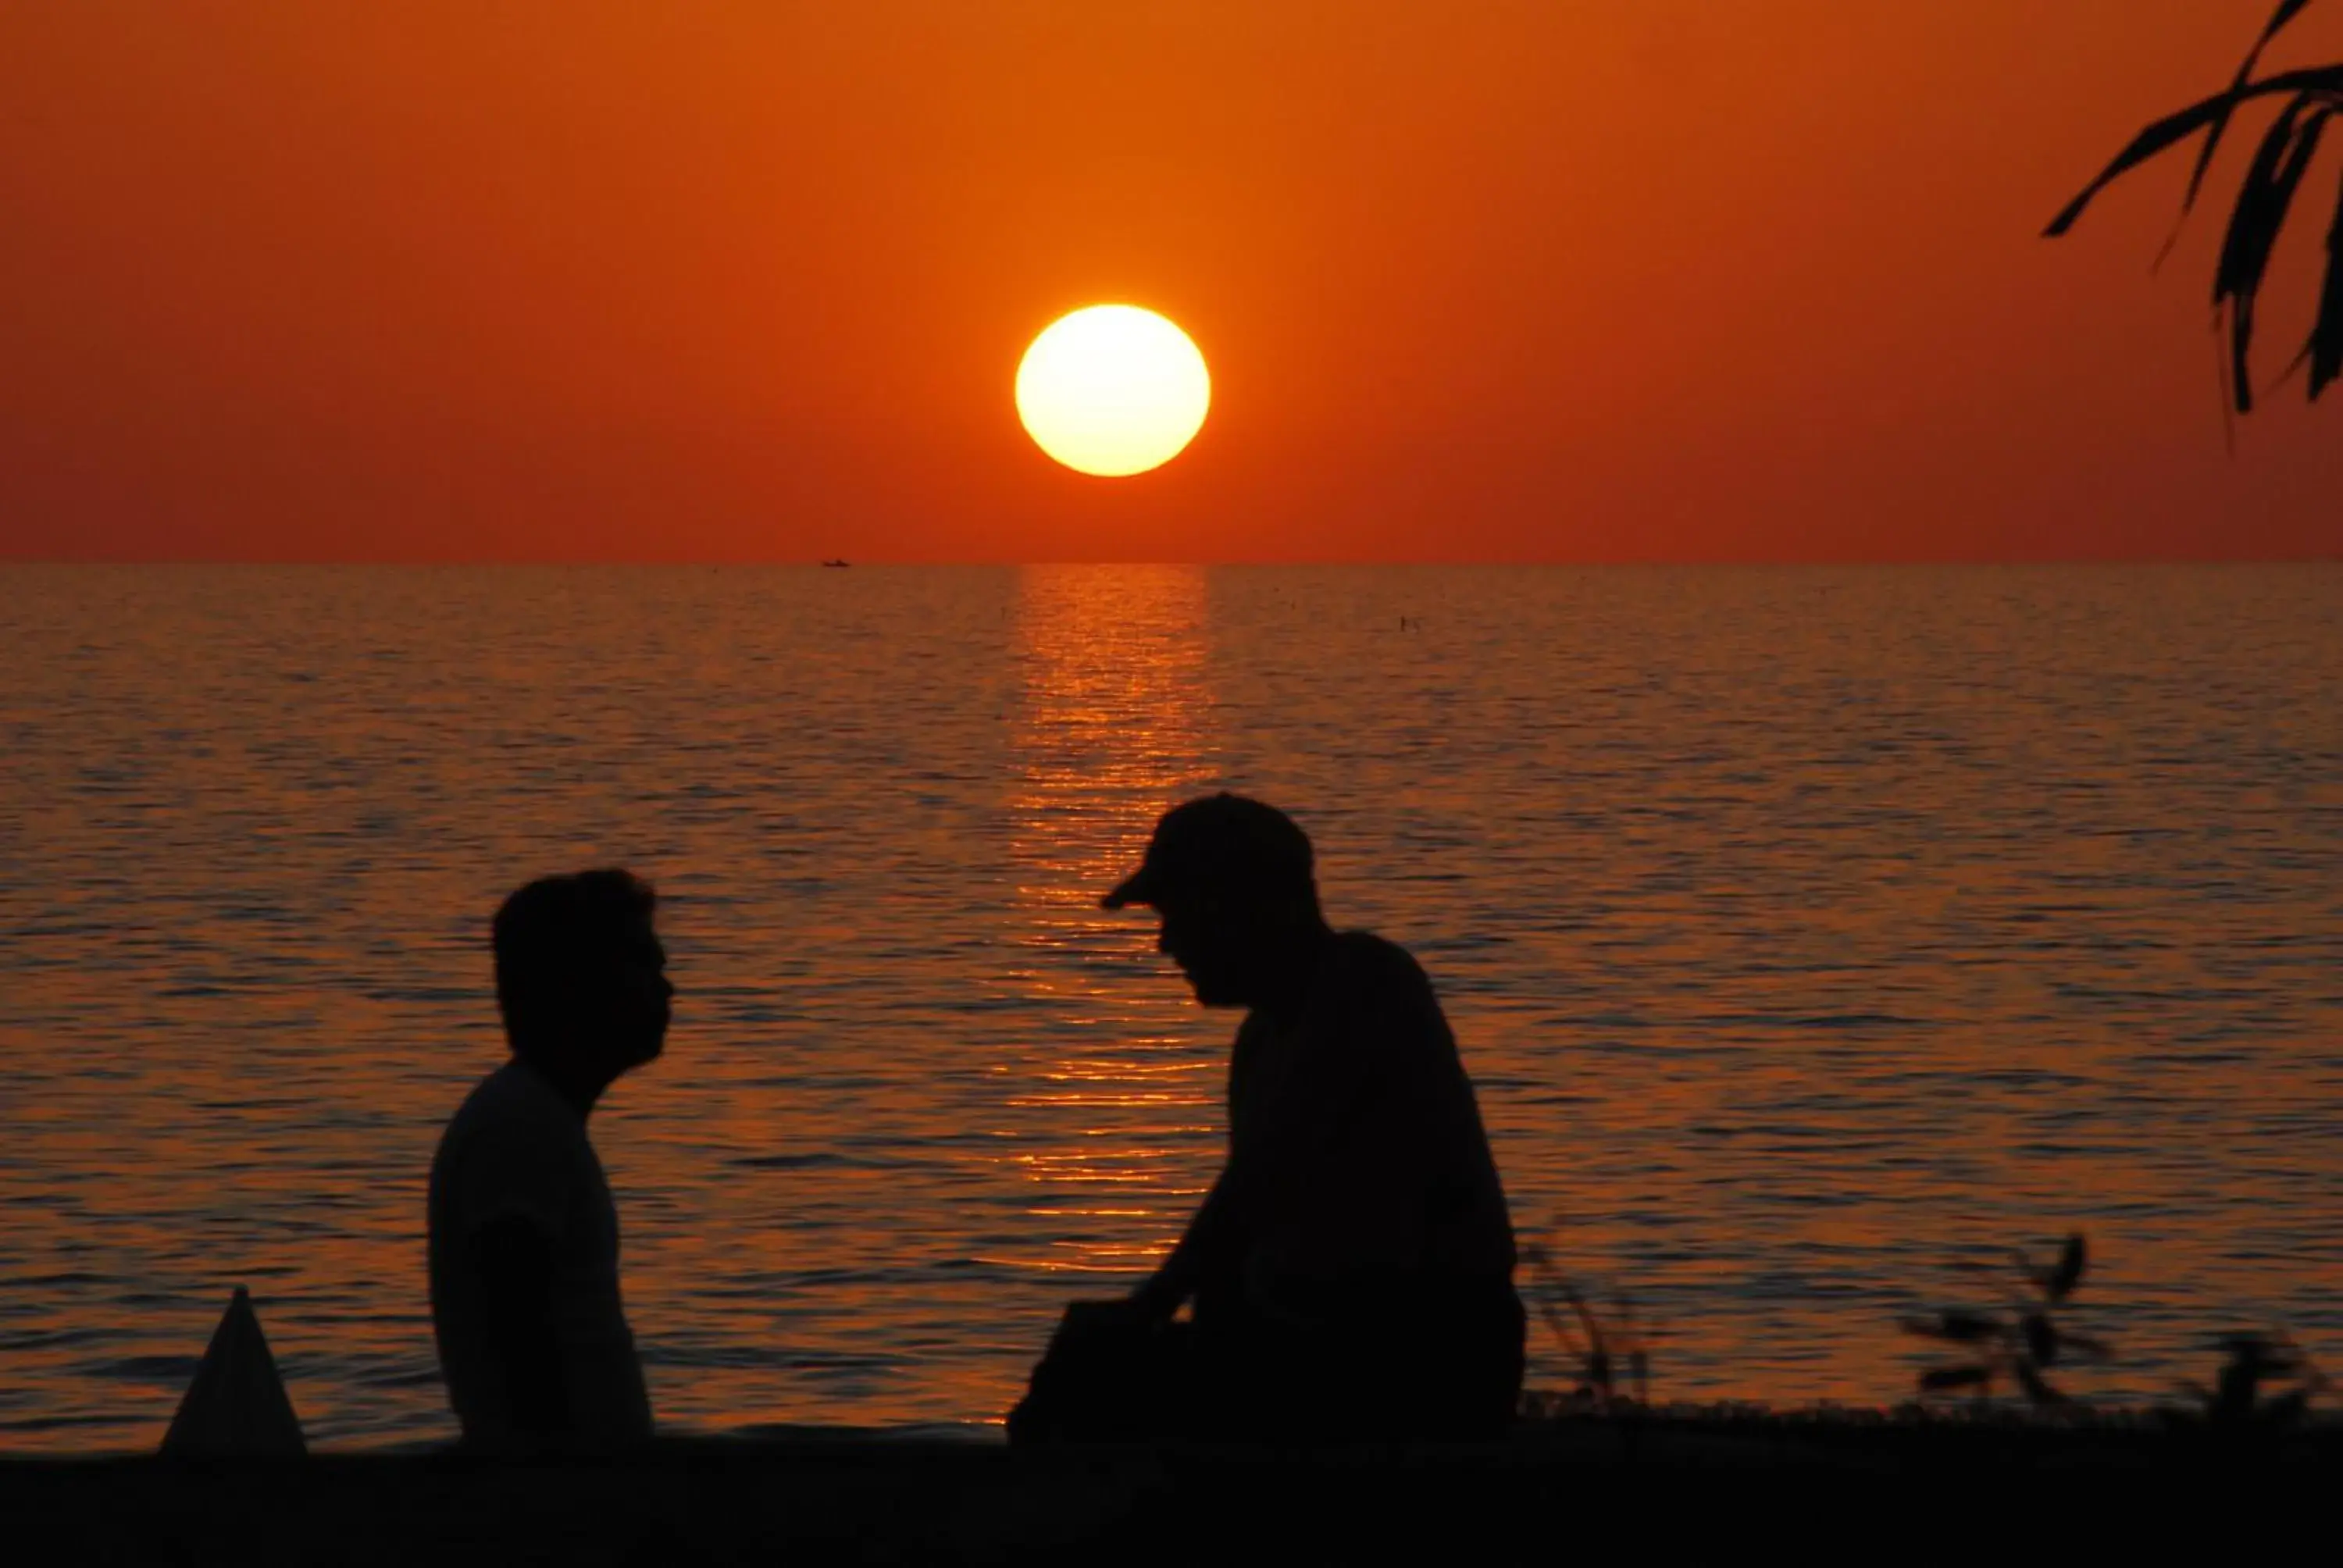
[159,1285,307,1457]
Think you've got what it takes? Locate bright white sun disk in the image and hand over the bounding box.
[1015,305,1211,477]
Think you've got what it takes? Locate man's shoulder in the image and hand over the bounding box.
[1311,932,1446,1046]
[1325,930,1435,997]
[451,1057,551,1114]
[440,1060,587,1158]
[432,1060,598,1236]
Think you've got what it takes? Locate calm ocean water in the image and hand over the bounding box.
[2,564,2339,1449]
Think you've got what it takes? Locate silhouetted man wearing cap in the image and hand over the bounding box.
[1014,794,1522,1442]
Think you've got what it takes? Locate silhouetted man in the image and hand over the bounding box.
[1015,795,1522,1441]
[428,870,671,1451]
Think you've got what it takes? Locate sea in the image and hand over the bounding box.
[2,564,2338,1450]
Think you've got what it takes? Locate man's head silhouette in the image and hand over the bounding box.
[1103,794,1328,1009]
[493,869,671,1108]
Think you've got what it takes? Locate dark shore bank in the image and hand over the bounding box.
[12,1413,2334,1564]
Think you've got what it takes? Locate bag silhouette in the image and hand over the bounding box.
[1006,1299,1190,1444]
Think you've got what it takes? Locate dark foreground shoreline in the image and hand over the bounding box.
[11,1414,2336,1563]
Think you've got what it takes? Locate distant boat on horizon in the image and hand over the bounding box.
[821,558,851,568]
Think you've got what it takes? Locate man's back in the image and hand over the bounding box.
[426,1059,651,1448]
[1225,930,1516,1319]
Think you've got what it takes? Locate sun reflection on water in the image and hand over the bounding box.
[986,565,1225,1279]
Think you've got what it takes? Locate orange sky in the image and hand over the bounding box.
[2,1,2339,562]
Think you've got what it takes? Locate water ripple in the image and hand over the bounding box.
[1,563,2338,1449]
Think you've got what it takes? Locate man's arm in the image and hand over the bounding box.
[1129,1058,1349,1321]
[1127,1039,1349,1319]
[1130,964,1405,1321]
[472,1216,569,1440]
[1129,1165,1241,1320]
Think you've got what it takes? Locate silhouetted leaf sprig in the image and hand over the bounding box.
[2047,0,2343,408]
[1903,1233,2113,1408]
[2171,1331,2332,1428]
[1522,1240,1651,1411]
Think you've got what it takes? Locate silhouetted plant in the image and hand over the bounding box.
[1522,1240,1649,1409]
[2170,1331,2331,1428]
[1904,1233,2114,1408]
[2047,0,2343,412]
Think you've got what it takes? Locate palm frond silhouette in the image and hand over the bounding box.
[2048,0,2343,410]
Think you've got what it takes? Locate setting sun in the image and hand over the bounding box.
[1015,305,1211,478]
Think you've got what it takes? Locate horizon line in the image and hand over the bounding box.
[3,555,2339,569]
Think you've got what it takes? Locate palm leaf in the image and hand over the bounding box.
[2312,165,2343,395]
[2214,102,2331,410]
[2173,0,2321,237]
[2045,66,2343,238]
[2046,1,2343,412]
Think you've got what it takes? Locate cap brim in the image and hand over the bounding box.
[1100,867,1158,911]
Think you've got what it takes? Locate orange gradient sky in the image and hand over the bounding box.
[3,1,2340,562]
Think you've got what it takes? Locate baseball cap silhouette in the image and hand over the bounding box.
[1101,794,1317,911]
